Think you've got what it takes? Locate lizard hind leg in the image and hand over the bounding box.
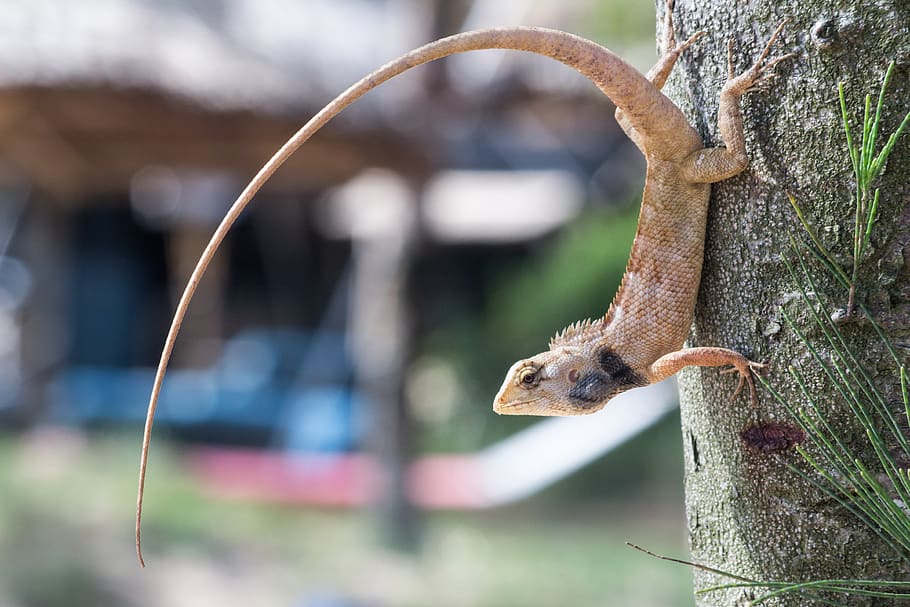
[680,20,797,185]
[649,0,707,90]
[615,0,706,149]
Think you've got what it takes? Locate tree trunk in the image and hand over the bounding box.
[660,1,910,604]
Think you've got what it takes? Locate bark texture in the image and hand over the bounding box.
[660,1,910,605]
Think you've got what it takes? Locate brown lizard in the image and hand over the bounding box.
[136,2,791,565]
[494,11,793,416]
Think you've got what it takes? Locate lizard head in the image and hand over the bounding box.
[493,345,644,416]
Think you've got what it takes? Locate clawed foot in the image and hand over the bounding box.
[677,30,708,55]
[662,0,707,57]
[721,360,768,405]
[724,19,798,95]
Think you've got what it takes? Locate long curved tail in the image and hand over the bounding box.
[135,26,684,567]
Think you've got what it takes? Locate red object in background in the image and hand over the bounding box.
[191,449,379,507]
[190,448,487,510]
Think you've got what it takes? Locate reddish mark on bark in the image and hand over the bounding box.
[740,422,805,453]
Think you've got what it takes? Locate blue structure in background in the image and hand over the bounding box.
[46,204,366,454]
[50,329,367,454]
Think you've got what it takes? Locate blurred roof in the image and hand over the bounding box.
[0,0,392,115]
[0,0,601,115]
[0,0,437,199]
[0,0,630,202]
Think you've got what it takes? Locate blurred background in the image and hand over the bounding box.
[0,0,695,605]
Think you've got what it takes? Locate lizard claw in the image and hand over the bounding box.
[743,51,799,92]
[721,360,767,405]
[724,19,797,95]
[661,0,705,59]
[662,0,707,56]
[676,30,708,55]
[661,0,678,53]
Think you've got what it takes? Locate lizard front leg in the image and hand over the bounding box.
[648,347,766,404]
[682,20,796,184]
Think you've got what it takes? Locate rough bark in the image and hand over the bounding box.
[660,1,910,605]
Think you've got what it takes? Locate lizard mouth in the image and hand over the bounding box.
[493,396,544,415]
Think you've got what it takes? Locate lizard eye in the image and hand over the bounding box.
[568,368,580,383]
[517,366,540,389]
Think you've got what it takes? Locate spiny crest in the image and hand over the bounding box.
[549,316,607,348]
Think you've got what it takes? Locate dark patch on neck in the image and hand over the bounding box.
[567,349,645,407]
[598,347,644,387]
[567,371,612,404]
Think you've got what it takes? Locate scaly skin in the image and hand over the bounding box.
[493,8,793,416]
[135,1,792,565]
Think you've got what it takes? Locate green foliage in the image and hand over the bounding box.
[791,62,910,312]
[630,543,910,606]
[835,62,909,310]
[763,245,910,558]
[769,62,910,573]
[585,0,656,50]
[703,578,910,605]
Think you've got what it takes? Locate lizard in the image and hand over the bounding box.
[493,9,794,417]
[135,0,792,565]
